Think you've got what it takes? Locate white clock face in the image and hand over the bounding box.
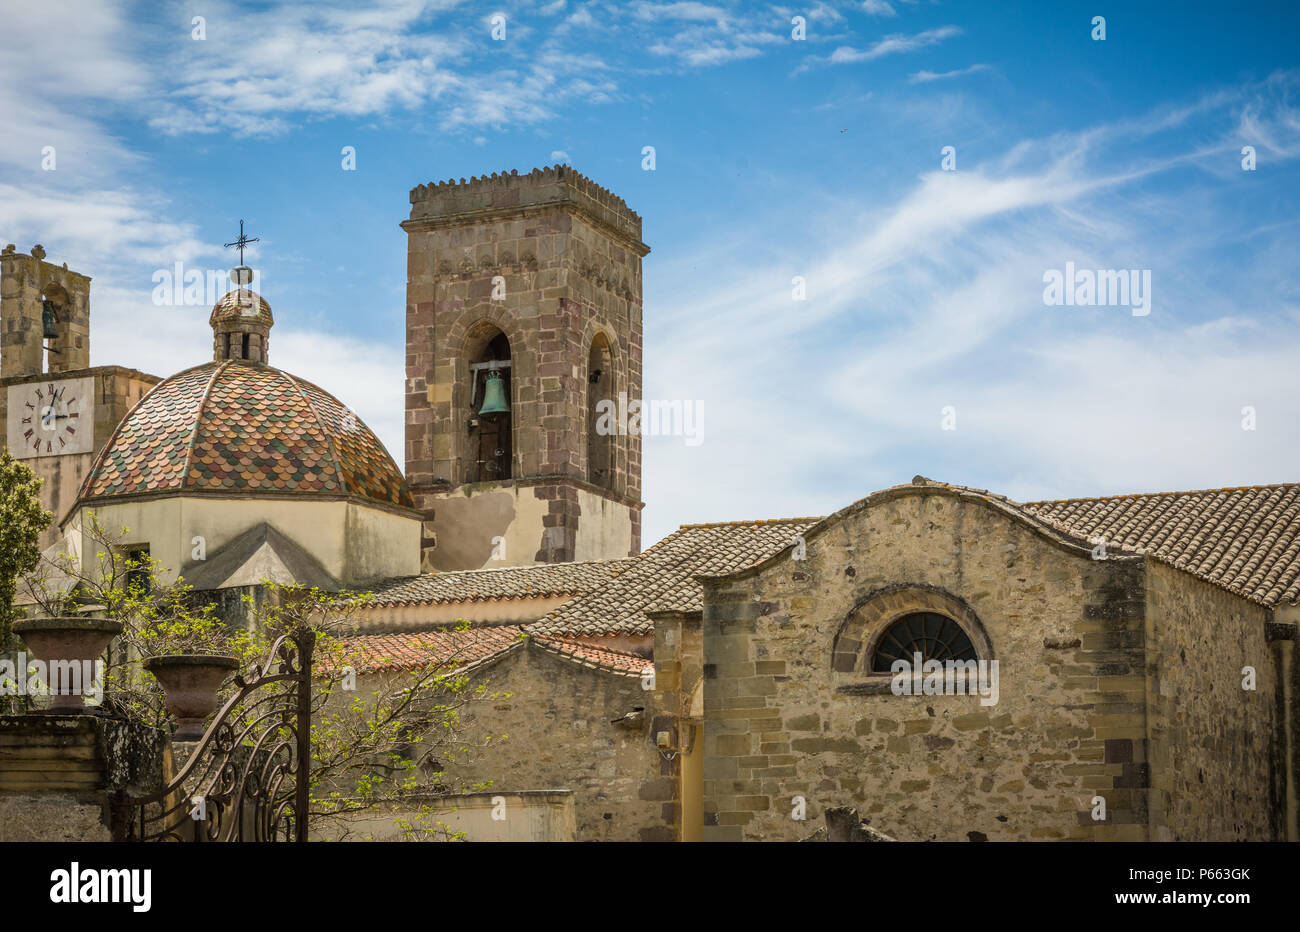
[7,377,93,458]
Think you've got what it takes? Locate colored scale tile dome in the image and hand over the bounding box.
[79,359,415,510]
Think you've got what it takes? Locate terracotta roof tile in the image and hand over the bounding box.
[336,627,647,679]
[525,479,1300,642]
[531,635,651,677]
[79,360,414,510]
[367,560,635,606]
[527,518,820,637]
[1026,483,1300,606]
[336,626,525,675]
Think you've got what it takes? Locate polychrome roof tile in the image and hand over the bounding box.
[80,360,414,510]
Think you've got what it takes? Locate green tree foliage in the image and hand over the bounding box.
[0,449,52,647]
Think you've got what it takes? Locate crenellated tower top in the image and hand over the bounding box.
[406,165,647,256]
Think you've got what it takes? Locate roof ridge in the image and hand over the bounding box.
[1026,482,1300,507]
[375,558,633,586]
[76,360,217,503]
[677,516,824,529]
[180,360,229,490]
[430,558,632,577]
[283,368,413,504]
[530,634,646,677]
[533,633,642,657]
[279,368,350,493]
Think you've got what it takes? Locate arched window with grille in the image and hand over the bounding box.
[831,585,992,675]
[870,611,978,672]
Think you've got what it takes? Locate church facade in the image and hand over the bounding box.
[2,166,1296,842]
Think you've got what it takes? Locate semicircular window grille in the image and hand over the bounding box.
[871,611,978,672]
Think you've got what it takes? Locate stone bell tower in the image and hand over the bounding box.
[1,243,91,376]
[0,244,159,547]
[402,166,648,571]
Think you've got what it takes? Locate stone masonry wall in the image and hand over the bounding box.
[1,245,91,377]
[0,366,158,548]
[402,168,646,568]
[697,488,1184,842]
[1143,561,1282,840]
[0,713,166,842]
[434,642,668,841]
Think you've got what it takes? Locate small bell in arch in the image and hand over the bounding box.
[41,298,59,341]
[478,368,511,417]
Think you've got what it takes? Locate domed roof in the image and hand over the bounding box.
[79,359,415,510]
[209,288,274,328]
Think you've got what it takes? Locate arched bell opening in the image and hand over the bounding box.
[39,282,70,374]
[466,325,512,483]
[586,333,616,492]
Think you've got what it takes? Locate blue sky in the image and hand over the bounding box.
[2,0,1298,547]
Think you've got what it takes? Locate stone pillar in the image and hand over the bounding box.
[0,713,167,841]
[650,609,704,841]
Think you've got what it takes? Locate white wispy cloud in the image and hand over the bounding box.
[0,183,214,269]
[147,0,468,136]
[909,63,990,83]
[636,77,1300,544]
[649,25,785,67]
[633,2,729,22]
[793,24,962,74]
[828,25,961,64]
[0,1,147,176]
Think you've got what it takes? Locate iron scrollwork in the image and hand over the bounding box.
[112,628,315,842]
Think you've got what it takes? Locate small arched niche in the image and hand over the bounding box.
[465,323,513,483]
[586,332,616,492]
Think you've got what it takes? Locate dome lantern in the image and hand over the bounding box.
[210,265,273,364]
[212,220,272,364]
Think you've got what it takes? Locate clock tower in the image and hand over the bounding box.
[1,244,159,547]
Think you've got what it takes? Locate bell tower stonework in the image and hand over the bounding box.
[0,244,159,548]
[402,166,647,571]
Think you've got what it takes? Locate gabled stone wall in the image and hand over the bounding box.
[693,488,1290,841]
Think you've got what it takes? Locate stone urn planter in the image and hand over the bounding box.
[143,655,240,741]
[12,617,123,713]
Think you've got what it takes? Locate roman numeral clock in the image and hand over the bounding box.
[6,377,93,458]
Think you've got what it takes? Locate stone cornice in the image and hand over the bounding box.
[61,489,423,528]
[0,365,161,388]
[416,473,644,511]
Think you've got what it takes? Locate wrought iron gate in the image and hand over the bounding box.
[112,628,315,842]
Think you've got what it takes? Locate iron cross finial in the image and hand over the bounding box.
[223,219,260,265]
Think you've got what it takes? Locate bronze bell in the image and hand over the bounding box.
[478,369,510,417]
[41,299,59,340]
